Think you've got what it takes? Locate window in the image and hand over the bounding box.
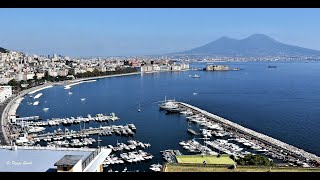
[63,166,68,171]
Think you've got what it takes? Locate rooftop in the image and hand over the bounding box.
[0,146,93,172]
[54,155,83,167]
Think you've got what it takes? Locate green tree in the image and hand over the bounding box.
[236,154,271,166]
[7,79,19,87]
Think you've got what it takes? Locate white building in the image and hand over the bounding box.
[152,65,161,71]
[0,86,12,103]
[58,69,69,77]
[36,72,45,79]
[171,65,181,71]
[140,65,153,72]
[48,68,58,77]
[0,146,111,172]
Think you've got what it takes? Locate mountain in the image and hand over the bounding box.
[0,47,9,53]
[175,34,320,57]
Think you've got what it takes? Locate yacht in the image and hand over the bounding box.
[34,93,43,99]
[81,98,86,101]
[33,101,39,105]
[28,126,46,133]
[43,108,49,111]
[64,86,71,90]
[159,101,178,110]
[192,74,200,78]
[15,133,29,145]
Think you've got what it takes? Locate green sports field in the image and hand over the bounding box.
[164,164,320,172]
[175,155,235,165]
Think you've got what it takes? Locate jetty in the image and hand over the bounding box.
[170,101,320,166]
[15,124,137,147]
[14,113,119,127]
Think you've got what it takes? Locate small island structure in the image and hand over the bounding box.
[204,65,240,71]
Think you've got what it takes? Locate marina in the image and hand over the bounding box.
[15,124,137,147]
[163,101,320,166]
[13,113,120,127]
[4,62,320,172]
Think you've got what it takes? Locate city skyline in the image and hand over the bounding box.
[1,8,320,57]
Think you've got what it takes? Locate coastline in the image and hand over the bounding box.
[0,71,171,145]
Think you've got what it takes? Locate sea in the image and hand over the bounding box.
[17,61,320,172]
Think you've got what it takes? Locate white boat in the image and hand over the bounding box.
[15,133,29,145]
[68,92,73,95]
[34,93,43,99]
[28,126,46,133]
[64,86,71,90]
[192,74,200,78]
[33,101,39,105]
[193,92,198,95]
[81,98,86,101]
[138,104,141,112]
[43,108,49,111]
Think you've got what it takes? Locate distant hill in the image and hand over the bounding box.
[173,34,320,57]
[0,47,9,53]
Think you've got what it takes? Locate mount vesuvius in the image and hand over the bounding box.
[173,34,320,57]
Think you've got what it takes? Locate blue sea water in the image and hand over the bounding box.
[17,61,320,171]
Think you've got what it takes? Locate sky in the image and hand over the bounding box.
[0,8,320,57]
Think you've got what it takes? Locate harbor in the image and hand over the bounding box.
[3,62,320,172]
[159,100,320,167]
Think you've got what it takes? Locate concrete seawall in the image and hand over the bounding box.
[177,102,320,163]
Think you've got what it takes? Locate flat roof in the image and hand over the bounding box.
[54,155,83,167]
[84,148,112,172]
[0,146,93,172]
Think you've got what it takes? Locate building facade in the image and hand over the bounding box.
[0,86,12,103]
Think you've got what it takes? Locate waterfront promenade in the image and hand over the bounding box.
[177,102,320,163]
[0,72,142,145]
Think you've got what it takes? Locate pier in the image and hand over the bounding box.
[15,113,120,127]
[16,124,137,147]
[176,102,320,164]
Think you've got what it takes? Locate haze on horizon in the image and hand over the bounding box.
[1,8,320,57]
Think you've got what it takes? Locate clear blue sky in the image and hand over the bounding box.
[1,8,320,57]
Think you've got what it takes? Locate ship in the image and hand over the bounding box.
[187,128,198,135]
[159,96,178,110]
[192,74,200,78]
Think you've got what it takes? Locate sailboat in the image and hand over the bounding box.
[138,104,141,112]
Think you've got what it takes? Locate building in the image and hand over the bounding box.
[0,146,111,172]
[152,64,161,71]
[206,65,230,71]
[48,68,58,77]
[140,65,153,72]
[58,69,69,77]
[36,72,45,79]
[171,65,181,71]
[0,86,12,103]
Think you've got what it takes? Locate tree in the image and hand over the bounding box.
[235,154,272,166]
[7,79,19,87]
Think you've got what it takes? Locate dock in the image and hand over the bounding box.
[14,113,120,127]
[15,116,41,122]
[16,124,138,147]
[176,102,320,164]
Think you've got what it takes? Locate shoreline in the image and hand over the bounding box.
[0,70,179,145]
